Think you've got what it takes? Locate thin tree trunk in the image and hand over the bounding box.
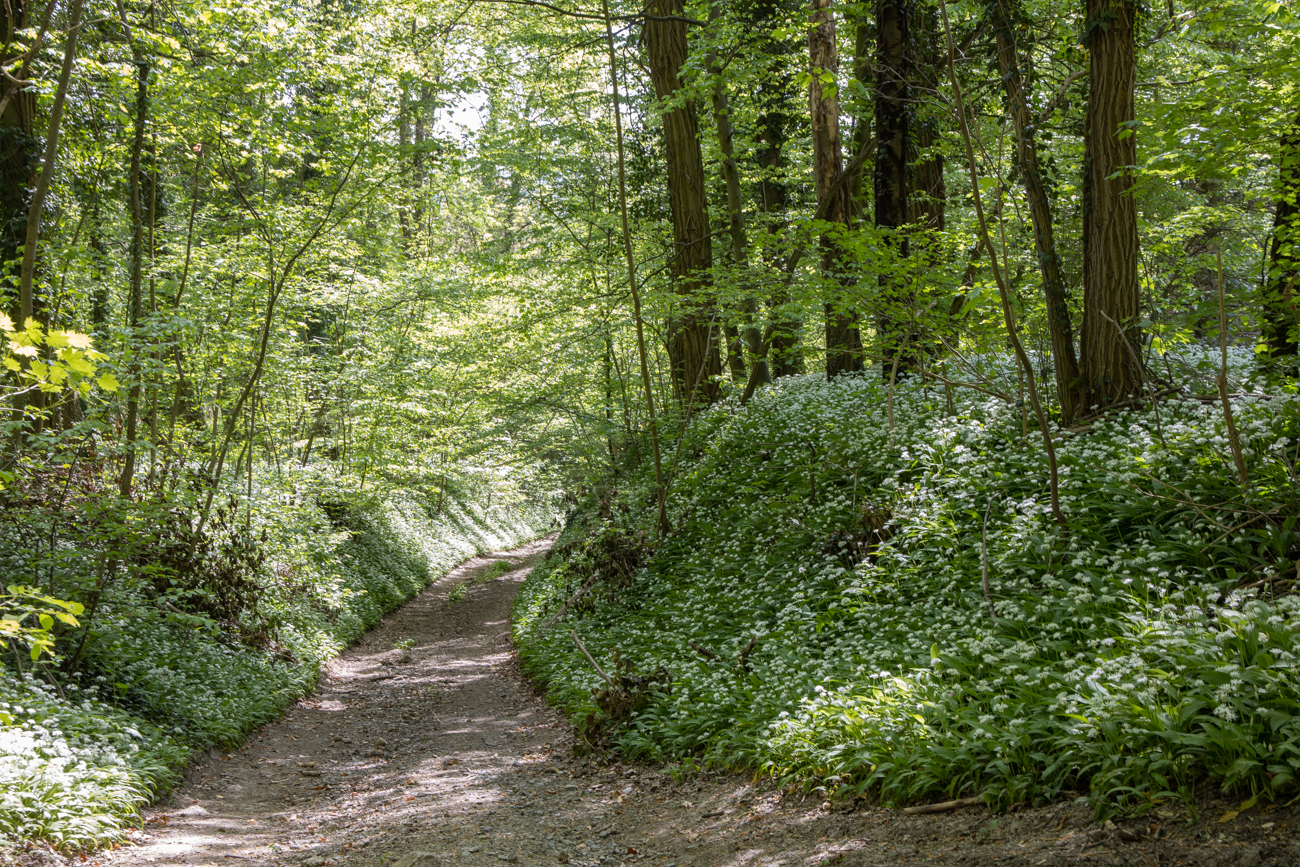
[912,4,944,236]
[988,0,1081,421]
[16,0,82,326]
[875,0,911,378]
[604,0,669,536]
[810,0,862,378]
[848,11,873,215]
[1,0,37,290]
[645,0,721,408]
[1263,111,1300,367]
[119,55,149,499]
[939,0,1067,531]
[197,151,360,534]
[751,0,801,377]
[707,1,767,388]
[1079,0,1143,407]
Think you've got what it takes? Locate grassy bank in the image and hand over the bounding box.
[0,469,555,851]
[515,354,1300,817]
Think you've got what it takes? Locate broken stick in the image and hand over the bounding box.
[570,630,614,688]
[903,796,984,816]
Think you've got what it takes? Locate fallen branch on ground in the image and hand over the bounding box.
[903,796,984,815]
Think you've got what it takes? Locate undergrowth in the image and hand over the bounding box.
[515,350,1300,818]
[0,467,555,851]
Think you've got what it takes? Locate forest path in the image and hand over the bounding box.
[101,537,1292,867]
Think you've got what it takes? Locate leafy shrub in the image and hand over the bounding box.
[0,464,555,850]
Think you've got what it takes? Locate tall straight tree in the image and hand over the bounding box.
[875,0,911,376]
[1263,110,1300,366]
[1079,0,1143,406]
[120,55,150,498]
[809,0,862,378]
[1,0,35,296]
[645,0,722,407]
[848,8,872,215]
[755,0,802,377]
[988,0,1081,421]
[706,1,767,388]
[911,3,943,237]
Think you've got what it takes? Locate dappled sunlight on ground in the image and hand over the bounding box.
[85,534,1298,867]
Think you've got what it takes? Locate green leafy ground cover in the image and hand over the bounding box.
[515,352,1300,817]
[1,473,554,850]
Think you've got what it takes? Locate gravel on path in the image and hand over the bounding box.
[74,537,1299,867]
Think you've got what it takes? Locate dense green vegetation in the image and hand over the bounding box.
[1,471,550,848]
[516,352,1300,816]
[1,0,1299,851]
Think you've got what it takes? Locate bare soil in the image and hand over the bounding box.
[54,538,1300,867]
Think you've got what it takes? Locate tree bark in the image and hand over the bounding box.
[875,0,912,377]
[848,11,872,216]
[17,0,83,327]
[120,56,149,499]
[1079,0,1144,407]
[1263,111,1300,367]
[988,0,1081,421]
[810,0,862,378]
[912,5,944,236]
[604,0,669,536]
[1,0,36,297]
[645,0,722,408]
[755,0,801,377]
[707,2,767,388]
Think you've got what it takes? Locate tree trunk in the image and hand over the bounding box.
[989,0,1082,421]
[810,0,862,378]
[848,11,873,216]
[1263,111,1300,367]
[707,1,766,388]
[755,0,801,377]
[912,5,944,236]
[645,0,722,408]
[120,57,150,499]
[0,0,35,300]
[875,0,911,377]
[1079,0,1143,407]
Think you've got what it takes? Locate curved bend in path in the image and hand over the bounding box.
[104,538,1298,867]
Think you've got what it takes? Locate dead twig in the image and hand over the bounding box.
[571,630,614,689]
[1099,309,1167,449]
[1216,248,1251,489]
[903,796,984,815]
[689,640,721,662]
[542,575,599,630]
[738,635,758,672]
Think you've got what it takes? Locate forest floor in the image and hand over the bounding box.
[23,537,1295,867]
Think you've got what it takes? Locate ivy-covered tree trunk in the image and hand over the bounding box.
[645,0,722,407]
[1080,0,1144,408]
[810,0,862,379]
[989,0,1081,421]
[875,0,911,377]
[1263,111,1300,366]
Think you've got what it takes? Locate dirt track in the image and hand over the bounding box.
[74,537,1299,867]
